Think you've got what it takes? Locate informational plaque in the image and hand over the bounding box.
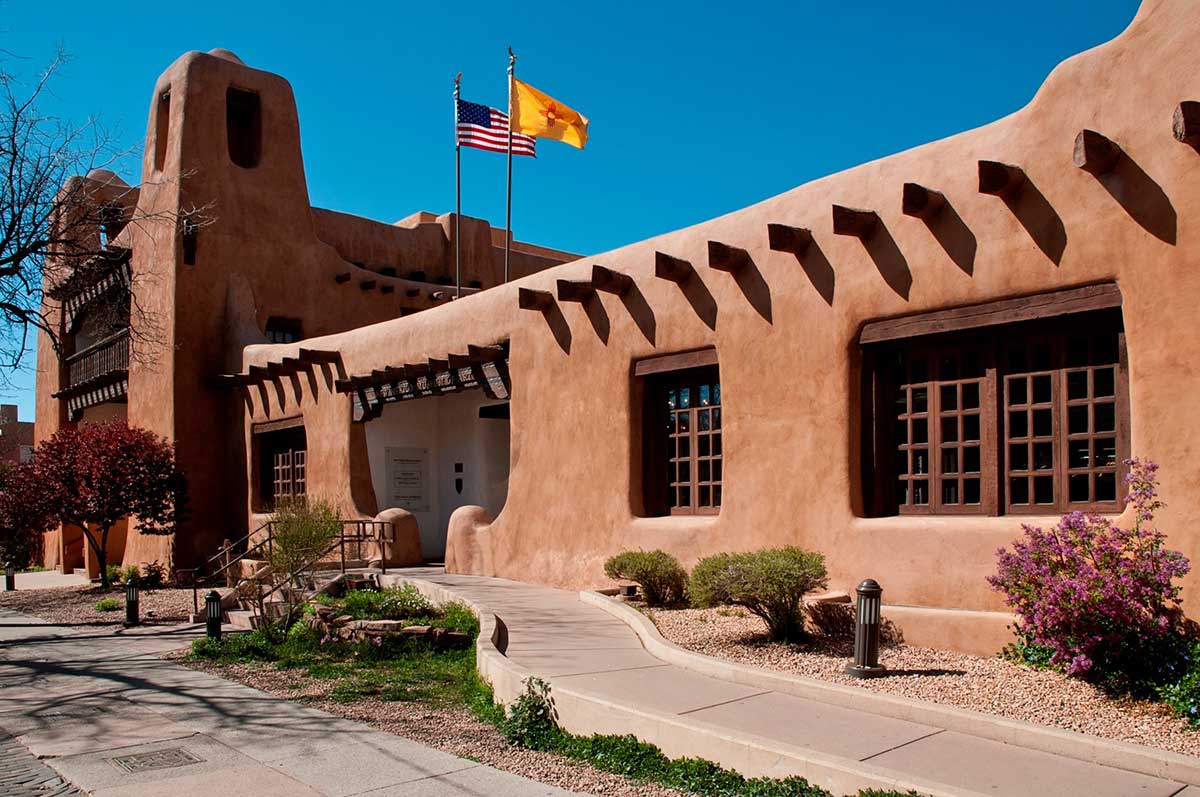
[385,447,430,511]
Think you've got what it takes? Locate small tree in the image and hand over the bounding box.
[250,496,341,641]
[0,462,52,569]
[33,422,187,588]
[690,547,829,642]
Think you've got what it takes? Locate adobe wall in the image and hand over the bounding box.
[241,0,1197,650]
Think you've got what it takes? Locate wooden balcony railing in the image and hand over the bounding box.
[65,328,130,389]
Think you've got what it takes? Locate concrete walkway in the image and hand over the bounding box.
[400,570,1196,797]
[0,610,582,796]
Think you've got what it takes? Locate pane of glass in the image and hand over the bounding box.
[1096,437,1116,466]
[1010,477,1029,504]
[964,446,981,473]
[913,450,929,475]
[679,388,691,409]
[699,485,711,506]
[1070,473,1090,503]
[1034,476,1054,504]
[912,387,928,414]
[699,460,710,482]
[1069,439,1090,469]
[713,460,722,481]
[1094,334,1118,365]
[1095,403,1115,433]
[1009,411,1028,438]
[963,351,983,378]
[679,436,690,458]
[679,486,691,507]
[964,478,981,504]
[1008,378,1028,406]
[699,410,711,431]
[896,481,909,506]
[941,416,959,443]
[697,436,708,457]
[912,480,928,505]
[962,382,980,409]
[1008,346,1027,372]
[1033,409,1053,437]
[894,390,908,416]
[712,435,722,456]
[1032,374,1052,404]
[1067,371,1088,400]
[942,481,959,505]
[896,450,909,475]
[699,384,710,406]
[1068,405,1089,435]
[942,448,959,474]
[713,408,721,429]
[1009,444,1029,472]
[1033,343,1053,371]
[1067,338,1089,367]
[913,418,928,444]
[713,485,722,506]
[678,412,690,433]
[1093,368,1115,398]
[1033,442,1053,470]
[939,355,959,381]
[1095,472,1116,502]
[679,461,690,482]
[963,414,980,442]
[940,384,958,411]
[897,420,908,445]
[910,359,928,383]
[667,389,677,409]
[713,384,721,405]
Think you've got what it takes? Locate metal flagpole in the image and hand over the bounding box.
[454,72,462,299]
[504,47,516,283]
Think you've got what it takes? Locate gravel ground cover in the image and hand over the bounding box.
[176,654,688,797]
[0,586,195,628]
[647,606,1200,757]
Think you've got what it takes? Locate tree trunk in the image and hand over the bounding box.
[78,522,111,588]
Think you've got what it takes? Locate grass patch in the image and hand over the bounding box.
[94,598,121,612]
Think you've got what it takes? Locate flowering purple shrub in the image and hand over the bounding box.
[988,459,1190,680]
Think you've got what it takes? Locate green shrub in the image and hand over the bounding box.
[187,630,277,663]
[438,601,480,637]
[94,597,121,612]
[690,547,828,642]
[121,564,141,586]
[105,565,122,585]
[318,585,435,621]
[1159,641,1200,726]
[139,560,166,590]
[603,550,687,607]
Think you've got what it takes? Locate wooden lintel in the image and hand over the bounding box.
[831,205,879,238]
[335,272,351,284]
[978,160,1026,197]
[468,344,506,363]
[518,288,554,311]
[299,348,340,364]
[901,183,946,220]
[1073,130,1122,176]
[591,265,633,296]
[766,224,812,255]
[556,279,595,302]
[1173,101,1200,148]
[707,241,750,273]
[634,347,718,377]
[654,252,693,283]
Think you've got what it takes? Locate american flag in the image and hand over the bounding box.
[456,98,536,157]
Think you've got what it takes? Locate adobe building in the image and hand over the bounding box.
[0,406,34,465]
[225,0,1200,654]
[33,49,576,576]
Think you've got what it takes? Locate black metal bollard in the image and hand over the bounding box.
[845,579,887,678]
[4,563,14,592]
[205,590,222,641]
[124,581,140,627]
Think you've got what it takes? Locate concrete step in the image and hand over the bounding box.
[225,609,259,630]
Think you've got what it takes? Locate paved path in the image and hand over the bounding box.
[0,610,582,796]
[401,571,1194,797]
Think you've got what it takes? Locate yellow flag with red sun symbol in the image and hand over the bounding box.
[510,77,589,149]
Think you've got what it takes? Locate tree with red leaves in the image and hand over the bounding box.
[33,422,187,587]
[0,462,52,569]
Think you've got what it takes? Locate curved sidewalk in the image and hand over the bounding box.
[395,570,1198,797]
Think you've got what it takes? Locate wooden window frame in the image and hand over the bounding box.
[254,424,307,510]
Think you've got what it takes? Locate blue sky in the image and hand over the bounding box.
[2,0,1140,419]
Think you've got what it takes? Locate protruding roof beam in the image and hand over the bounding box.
[901,183,946,220]
[380,284,395,295]
[591,265,633,296]
[247,365,271,381]
[215,374,255,388]
[299,348,340,364]
[707,241,750,273]
[1173,101,1200,148]
[447,353,472,370]
[428,357,449,371]
[335,272,351,284]
[468,344,506,362]
[654,252,693,283]
[1073,130,1122,176]
[766,224,812,255]
[831,205,879,238]
[518,287,554,311]
[556,279,595,302]
[978,161,1026,197]
[405,288,421,298]
[360,279,376,291]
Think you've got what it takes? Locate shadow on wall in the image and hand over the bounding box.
[922,199,977,275]
[795,239,836,306]
[1093,150,1177,245]
[582,295,610,344]
[730,254,772,323]
[680,272,718,330]
[621,283,657,344]
[863,221,913,300]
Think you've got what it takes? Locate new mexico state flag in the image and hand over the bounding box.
[511,77,589,149]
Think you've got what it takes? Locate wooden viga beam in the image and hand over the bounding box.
[978,160,1026,197]
[654,252,693,284]
[766,224,812,255]
[591,265,633,296]
[518,287,554,311]
[901,183,946,220]
[1073,130,1122,176]
[247,364,271,382]
[299,348,341,364]
[556,279,595,303]
[335,272,351,284]
[468,343,506,362]
[1173,101,1200,148]
[707,241,750,273]
[831,205,879,239]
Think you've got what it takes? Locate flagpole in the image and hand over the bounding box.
[504,47,516,284]
[453,72,462,299]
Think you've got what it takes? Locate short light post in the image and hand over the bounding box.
[205,590,222,641]
[124,581,140,627]
[845,578,887,679]
[4,563,14,592]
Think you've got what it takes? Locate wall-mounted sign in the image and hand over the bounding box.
[385,447,430,512]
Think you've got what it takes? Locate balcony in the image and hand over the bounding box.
[53,329,130,418]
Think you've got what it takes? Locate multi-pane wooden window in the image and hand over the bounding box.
[865,308,1127,516]
[255,424,307,509]
[638,352,721,517]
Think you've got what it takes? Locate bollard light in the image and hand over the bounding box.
[124,581,140,627]
[4,563,14,592]
[205,590,222,641]
[845,578,887,679]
